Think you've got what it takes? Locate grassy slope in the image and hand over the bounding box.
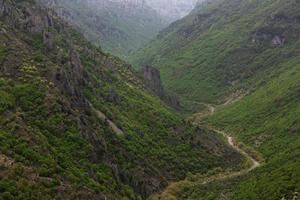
[130,0,300,107]
[130,0,300,199]
[0,1,244,199]
[55,0,167,59]
[179,48,300,200]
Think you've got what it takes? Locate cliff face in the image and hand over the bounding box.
[142,65,181,110]
[143,66,164,98]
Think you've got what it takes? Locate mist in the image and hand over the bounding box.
[88,0,200,22]
[145,0,199,21]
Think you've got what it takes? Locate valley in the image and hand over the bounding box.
[150,104,262,199]
[0,0,299,200]
[129,0,300,198]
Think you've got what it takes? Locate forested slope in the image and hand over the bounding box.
[0,0,244,199]
[130,0,300,109]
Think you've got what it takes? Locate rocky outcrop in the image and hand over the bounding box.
[53,49,88,104]
[0,0,57,49]
[43,30,54,50]
[271,13,300,23]
[143,65,164,98]
[251,27,286,46]
[40,0,58,8]
[107,88,121,104]
[0,0,5,16]
[142,65,181,110]
[272,35,285,45]
[164,93,181,110]
[115,166,167,199]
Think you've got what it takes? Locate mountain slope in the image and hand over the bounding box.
[179,55,300,200]
[41,0,167,59]
[130,0,300,110]
[0,0,245,199]
[129,0,300,199]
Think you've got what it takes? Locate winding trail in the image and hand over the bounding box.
[204,103,261,172]
[150,103,262,200]
[198,103,261,173]
[211,128,261,172]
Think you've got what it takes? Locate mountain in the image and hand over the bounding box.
[0,0,245,199]
[130,0,300,199]
[129,0,300,110]
[40,0,168,59]
[145,0,199,23]
[184,55,300,200]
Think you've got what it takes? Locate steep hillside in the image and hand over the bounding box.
[0,0,245,199]
[41,0,167,59]
[179,54,300,200]
[129,0,300,199]
[130,0,300,110]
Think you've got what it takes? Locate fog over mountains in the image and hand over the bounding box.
[145,0,199,22]
[40,0,199,57]
[91,0,199,22]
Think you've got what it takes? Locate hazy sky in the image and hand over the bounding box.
[146,0,199,20]
[93,0,199,21]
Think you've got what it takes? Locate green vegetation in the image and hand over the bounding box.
[0,0,245,199]
[0,45,7,64]
[1,0,299,199]
[198,57,300,199]
[155,6,300,198]
[48,0,167,59]
[129,0,300,199]
[130,0,300,110]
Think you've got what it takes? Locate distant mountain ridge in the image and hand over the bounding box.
[41,0,200,59]
[41,0,167,58]
[129,0,300,108]
[146,0,199,22]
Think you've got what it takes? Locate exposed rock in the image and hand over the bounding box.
[191,127,205,146]
[143,65,164,98]
[251,27,286,46]
[117,167,167,199]
[271,13,300,22]
[40,0,58,8]
[272,35,285,45]
[142,65,181,110]
[251,28,273,43]
[0,154,14,168]
[178,26,195,38]
[0,0,56,35]
[164,93,181,110]
[0,0,5,16]
[53,49,87,104]
[0,0,8,17]
[21,7,54,33]
[43,30,54,50]
[107,88,121,104]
